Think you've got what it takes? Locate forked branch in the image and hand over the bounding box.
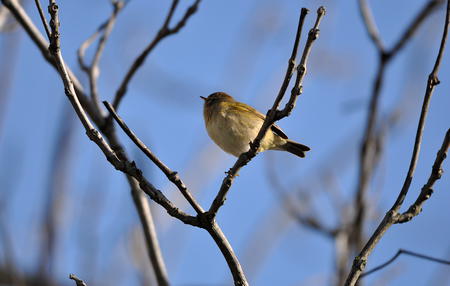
[345,1,450,284]
[208,7,326,218]
[112,0,202,110]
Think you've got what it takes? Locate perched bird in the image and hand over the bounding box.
[201,92,310,158]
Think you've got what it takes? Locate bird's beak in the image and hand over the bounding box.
[200,96,207,101]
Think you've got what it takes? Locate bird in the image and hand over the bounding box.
[201,92,310,158]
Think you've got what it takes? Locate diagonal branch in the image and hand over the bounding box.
[44,0,200,227]
[345,0,450,284]
[1,0,103,124]
[396,128,450,223]
[40,3,247,284]
[208,7,325,218]
[9,0,171,283]
[351,0,444,251]
[103,101,205,215]
[69,274,87,286]
[265,159,338,238]
[361,249,450,278]
[77,1,126,114]
[130,183,169,286]
[358,0,385,52]
[112,0,201,110]
[33,0,50,38]
[389,0,444,58]
[102,101,249,285]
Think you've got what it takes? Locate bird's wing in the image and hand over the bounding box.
[228,102,289,139]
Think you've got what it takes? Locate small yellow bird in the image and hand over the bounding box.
[201,92,310,158]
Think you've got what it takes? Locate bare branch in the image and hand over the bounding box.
[69,274,87,286]
[206,222,248,286]
[351,60,386,250]
[43,0,199,227]
[277,7,325,119]
[130,183,169,286]
[102,103,249,285]
[78,1,126,114]
[103,101,205,215]
[392,5,449,210]
[351,0,444,252]
[345,1,450,284]
[1,0,103,124]
[358,0,385,52]
[33,0,50,39]
[361,249,450,278]
[396,128,450,223]
[389,0,444,58]
[265,158,338,237]
[40,4,247,284]
[38,106,75,277]
[208,7,325,217]
[112,0,202,110]
[6,0,172,282]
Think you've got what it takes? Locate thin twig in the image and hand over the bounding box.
[351,0,444,252]
[103,101,249,285]
[104,101,205,215]
[1,0,103,124]
[208,7,325,217]
[358,0,385,52]
[112,0,201,110]
[389,0,444,58]
[33,0,50,39]
[265,157,338,237]
[41,3,248,284]
[130,183,169,286]
[352,59,386,250]
[69,274,87,286]
[10,0,171,283]
[77,1,126,114]
[396,128,450,223]
[38,105,75,277]
[44,0,200,227]
[361,249,450,278]
[206,222,248,286]
[345,1,450,284]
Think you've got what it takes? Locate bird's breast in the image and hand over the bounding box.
[205,107,264,156]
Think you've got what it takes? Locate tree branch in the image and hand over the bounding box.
[39,4,248,284]
[208,7,325,218]
[43,0,200,227]
[112,0,201,110]
[103,101,249,285]
[69,274,87,286]
[130,182,169,286]
[358,0,385,52]
[77,1,126,114]
[345,1,450,284]
[103,101,205,215]
[396,128,450,223]
[8,0,172,283]
[33,0,50,39]
[0,0,103,124]
[361,249,450,278]
[389,0,444,58]
[351,0,444,252]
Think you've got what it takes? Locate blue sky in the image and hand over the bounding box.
[0,0,449,285]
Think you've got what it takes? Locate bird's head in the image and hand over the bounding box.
[200,92,234,106]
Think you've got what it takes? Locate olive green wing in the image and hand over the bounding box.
[228,102,289,139]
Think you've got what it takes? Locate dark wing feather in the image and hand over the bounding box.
[271,124,288,139]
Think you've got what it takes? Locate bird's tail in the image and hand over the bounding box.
[283,139,310,158]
